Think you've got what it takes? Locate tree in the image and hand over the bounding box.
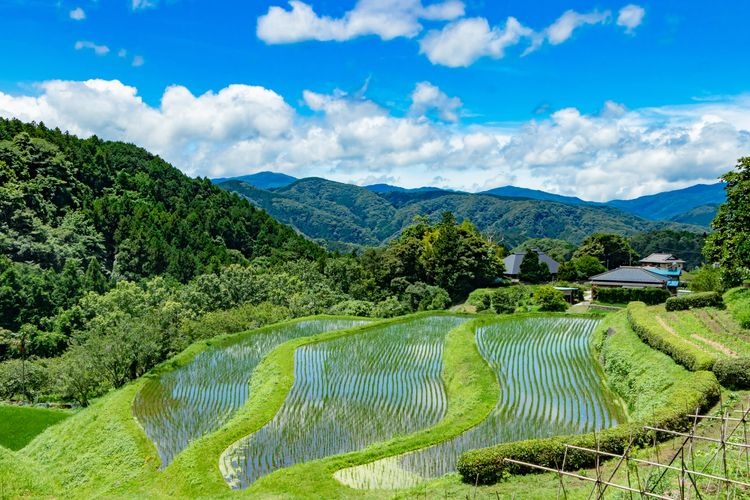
[519,250,551,284]
[534,286,568,312]
[573,233,638,270]
[512,238,576,263]
[704,157,750,287]
[688,264,722,292]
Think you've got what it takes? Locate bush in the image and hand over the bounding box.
[403,283,451,311]
[724,287,750,329]
[327,300,374,317]
[627,302,716,371]
[371,296,410,318]
[533,286,568,312]
[467,289,493,312]
[491,286,532,314]
[594,287,671,305]
[712,357,750,389]
[665,292,724,311]
[688,265,722,292]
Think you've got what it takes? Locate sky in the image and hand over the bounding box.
[0,0,749,201]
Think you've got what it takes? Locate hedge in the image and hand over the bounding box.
[594,287,671,305]
[457,312,721,485]
[665,292,724,311]
[627,302,716,371]
[712,357,750,389]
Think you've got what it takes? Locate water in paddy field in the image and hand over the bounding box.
[335,316,626,490]
[220,315,469,489]
[132,319,369,468]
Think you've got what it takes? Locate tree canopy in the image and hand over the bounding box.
[704,157,750,286]
[573,233,638,270]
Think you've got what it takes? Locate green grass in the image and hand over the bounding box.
[0,404,71,451]
[0,445,59,498]
[725,286,750,329]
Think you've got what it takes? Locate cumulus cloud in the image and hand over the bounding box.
[419,17,533,67]
[409,81,461,122]
[0,79,747,200]
[132,55,145,67]
[257,0,464,44]
[74,41,109,56]
[69,7,86,21]
[617,4,646,33]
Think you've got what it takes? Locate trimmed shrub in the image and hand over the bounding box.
[627,302,716,371]
[665,292,724,311]
[713,357,750,389]
[594,287,671,305]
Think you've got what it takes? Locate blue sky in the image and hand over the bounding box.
[1,0,748,200]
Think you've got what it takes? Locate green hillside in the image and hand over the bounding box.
[220,177,703,248]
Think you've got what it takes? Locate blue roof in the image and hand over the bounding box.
[667,280,680,287]
[644,266,682,277]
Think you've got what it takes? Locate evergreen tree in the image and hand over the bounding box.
[519,250,551,284]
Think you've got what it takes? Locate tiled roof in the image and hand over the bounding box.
[639,253,685,264]
[589,266,670,285]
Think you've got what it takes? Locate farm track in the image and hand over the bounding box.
[220,315,468,489]
[131,319,368,467]
[336,317,625,490]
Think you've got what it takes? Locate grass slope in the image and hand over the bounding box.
[0,404,71,451]
[0,445,58,497]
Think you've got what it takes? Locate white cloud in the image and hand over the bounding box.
[0,79,747,200]
[74,41,109,56]
[545,9,610,45]
[69,7,86,21]
[419,6,631,67]
[419,17,533,67]
[409,81,461,122]
[132,55,145,67]
[617,4,646,33]
[256,0,464,44]
[118,49,128,58]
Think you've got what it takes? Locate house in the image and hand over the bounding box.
[503,249,559,280]
[639,253,685,270]
[588,266,673,289]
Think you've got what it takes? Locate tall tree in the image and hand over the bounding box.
[704,157,750,287]
[573,233,638,270]
[519,250,552,284]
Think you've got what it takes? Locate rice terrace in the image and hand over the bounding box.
[2,1,750,498]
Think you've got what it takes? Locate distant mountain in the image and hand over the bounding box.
[212,171,297,190]
[669,203,721,227]
[219,177,702,249]
[365,184,451,194]
[481,186,592,206]
[607,183,726,221]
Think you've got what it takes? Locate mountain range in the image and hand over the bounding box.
[216,173,722,250]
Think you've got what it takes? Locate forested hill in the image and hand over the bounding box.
[0,119,323,325]
[219,177,703,249]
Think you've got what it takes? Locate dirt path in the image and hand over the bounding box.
[656,315,736,357]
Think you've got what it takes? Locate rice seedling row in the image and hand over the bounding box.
[132,318,368,467]
[220,315,468,489]
[336,316,626,490]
